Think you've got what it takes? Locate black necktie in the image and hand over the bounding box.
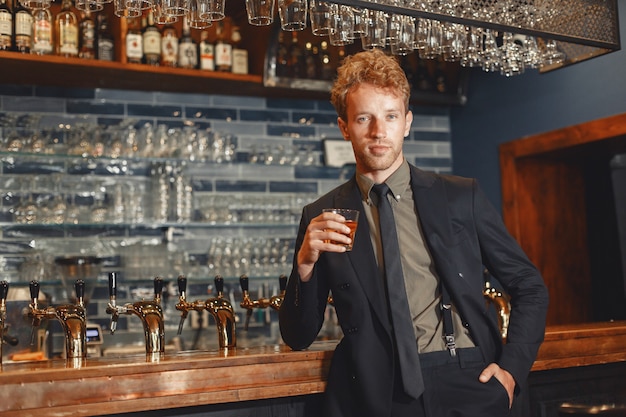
[373,183,424,399]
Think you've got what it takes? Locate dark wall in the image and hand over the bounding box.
[450,6,626,213]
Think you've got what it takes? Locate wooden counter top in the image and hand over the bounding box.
[532,320,626,371]
[0,341,336,417]
[1,322,625,417]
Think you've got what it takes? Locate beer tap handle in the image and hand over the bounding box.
[176,276,187,335]
[0,280,7,312]
[154,277,164,303]
[239,275,249,294]
[0,281,7,326]
[108,272,117,303]
[29,280,40,345]
[239,275,253,331]
[75,279,85,307]
[178,276,187,300]
[0,280,8,303]
[29,280,40,308]
[214,275,224,297]
[108,272,118,334]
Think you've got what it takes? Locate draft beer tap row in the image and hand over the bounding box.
[1,272,290,364]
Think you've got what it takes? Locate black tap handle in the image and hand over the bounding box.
[108,272,117,298]
[239,275,249,292]
[278,274,287,292]
[75,279,85,300]
[214,275,224,294]
[154,277,164,297]
[178,275,187,297]
[0,280,8,301]
[29,280,40,302]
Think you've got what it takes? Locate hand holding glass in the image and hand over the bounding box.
[322,208,359,251]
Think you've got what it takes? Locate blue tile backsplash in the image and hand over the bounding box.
[0,84,451,357]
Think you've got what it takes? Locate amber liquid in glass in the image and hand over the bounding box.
[324,219,357,250]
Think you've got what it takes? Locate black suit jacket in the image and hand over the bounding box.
[279,165,549,417]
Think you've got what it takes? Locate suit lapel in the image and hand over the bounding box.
[334,179,391,331]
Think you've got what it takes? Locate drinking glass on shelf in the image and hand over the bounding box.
[329,5,355,47]
[126,0,152,11]
[309,0,331,36]
[421,19,442,59]
[245,0,274,26]
[20,0,51,9]
[162,0,190,17]
[188,0,212,29]
[389,14,415,55]
[360,9,387,50]
[114,0,141,17]
[278,0,307,31]
[75,0,104,12]
[201,0,225,21]
[153,0,179,24]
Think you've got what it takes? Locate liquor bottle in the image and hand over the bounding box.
[0,0,11,51]
[13,0,32,53]
[125,16,142,64]
[96,14,114,61]
[214,21,231,72]
[288,31,303,79]
[78,10,95,59]
[303,41,318,79]
[231,25,247,74]
[275,30,289,78]
[177,16,197,69]
[415,58,433,91]
[160,22,178,67]
[198,29,214,71]
[434,57,448,94]
[142,9,161,66]
[319,40,333,81]
[55,0,78,57]
[31,6,53,55]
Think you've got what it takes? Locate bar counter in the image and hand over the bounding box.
[1,322,625,417]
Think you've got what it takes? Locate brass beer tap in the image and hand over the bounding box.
[268,274,287,310]
[28,279,87,360]
[176,275,236,349]
[106,273,165,358]
[239,274,287,330]
[483,281,511,341]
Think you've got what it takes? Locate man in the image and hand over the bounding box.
[278,49,549,417]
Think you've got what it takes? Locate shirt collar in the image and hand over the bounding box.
[356,159,411,205]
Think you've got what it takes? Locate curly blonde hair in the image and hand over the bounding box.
[330,49,410,120]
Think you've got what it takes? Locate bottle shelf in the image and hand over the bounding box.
[0,50,266,96]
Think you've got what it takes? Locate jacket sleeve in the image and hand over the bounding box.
[472,179,549,388]
[279,204,330,350]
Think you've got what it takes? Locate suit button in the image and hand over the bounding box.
[339,283,350,290]
[346,327,358,334]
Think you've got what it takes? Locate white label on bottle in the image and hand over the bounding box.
[200,42,214,71]
[232,48,248,74]
[178,43,198,68]
[162,35,178,65]
[15,12,33,36]
[143,30,161,55]
[126,33,143,59]
[98,39,114,61]
[0,12,11,37]
[33,18,52,53]
[215,43,232,68]
[59,25,78,55]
